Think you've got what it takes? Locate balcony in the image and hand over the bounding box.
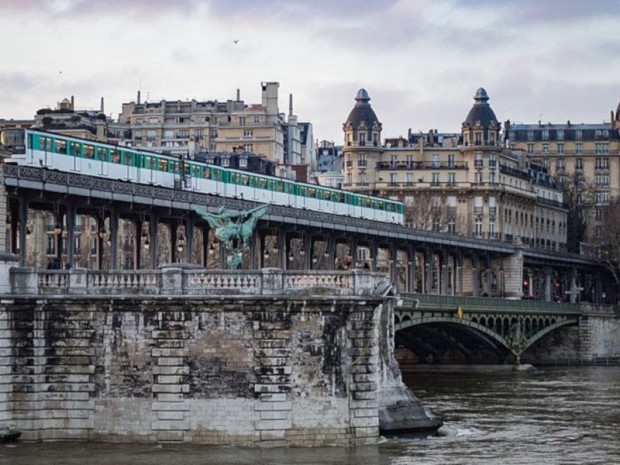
[375,161,467,170]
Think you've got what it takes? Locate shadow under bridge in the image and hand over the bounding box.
[394,294,582,364]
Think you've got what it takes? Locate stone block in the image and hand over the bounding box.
[254,401,292,411]
[156,410,186,421]
[260,410,289,420]
[260,429,287,441]
[157,357,185,366]
[256,418,292,430]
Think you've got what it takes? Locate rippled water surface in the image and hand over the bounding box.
[2,367,619,465]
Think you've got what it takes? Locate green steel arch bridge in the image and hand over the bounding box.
[395,294,582,364]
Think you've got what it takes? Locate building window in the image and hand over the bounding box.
[389,173,398,185]
[475,132,482,145]
[475,153,483,168]
[244,144,253,152]
[575,130,582,141]
[253,116,260,124]
[448,154,455,168]
[475,218,482,237]
[557,143,564,154]
[575,158,583,170]
[527,131,534,141]
[406,154,413,167]
[595,143,609,154]
[557,129,564,140]
[448,172,456,185]
[406,173,414,185]
[391,154,399,166]
[239,158,248,168]
[359,132,366,146]
[243,130,253,137]
[475,172,482,184]
[489,154,496,167]
[447,219,456,234]
[556,158,565,170]
[432,154,440,168]
[431,173,440,185]
[489,171,496,184]
[542,130,549,141]
[359,172,366,184]
[527,144,534,154]
[358,153,367,167]
[238,117,246,126]
[575,143,583,154]
[542,143,549,153]
[595,192,610,205]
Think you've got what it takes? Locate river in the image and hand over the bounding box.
[2,367,619,465]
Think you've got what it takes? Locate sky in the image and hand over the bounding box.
[1,0,619,143]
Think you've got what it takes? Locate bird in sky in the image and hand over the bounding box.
[233,39,239,44]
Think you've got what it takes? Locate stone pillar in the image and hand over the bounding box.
[544,268,552,303]
[66,203,75,269]
[570,268,577,303]
[441,250,449,295]
[472,254,480,297]
[303,233,312,270]
[185,218,195,265]
[109,210,119,270]
[18,198,28,266]
[408,245,416,293]
[149,213,159,269]
[502,247,524,299]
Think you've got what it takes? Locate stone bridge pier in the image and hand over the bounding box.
[0,267,441,446]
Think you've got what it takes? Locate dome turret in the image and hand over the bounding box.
[462,88,500,147]
[343,89,382,147]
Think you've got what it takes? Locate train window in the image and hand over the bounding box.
[111,149,120,164]
[84,145,94,159]
[159,159,168,171]
[184,164,191,176]
[204,167,211,179]
[242,174,249,185]
[172,162,180,174]
[122,152,133,166]
[96,147,107,161]
[213,168,221,181]
[39,136,52,151]
[276,181,283,192]
[54,139,66,154]
[69,142,81,156]
[308,187,315,197]
[260,178,267,188]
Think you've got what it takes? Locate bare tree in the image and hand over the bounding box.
[597,199,620,285]
[556,172,594,253]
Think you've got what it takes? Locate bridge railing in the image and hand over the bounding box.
[7,267,390,298]
[401,293,583,315]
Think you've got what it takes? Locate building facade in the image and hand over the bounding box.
[342,88,567,251]
[505,106,620,242]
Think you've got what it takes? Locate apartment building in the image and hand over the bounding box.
[342,88,567,250]
[505,106,620,241]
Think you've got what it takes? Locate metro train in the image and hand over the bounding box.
[4,129,405,224]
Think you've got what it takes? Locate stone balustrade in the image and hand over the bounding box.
[7,266,390,297]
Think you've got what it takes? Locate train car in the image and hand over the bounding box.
[10,129,404,224]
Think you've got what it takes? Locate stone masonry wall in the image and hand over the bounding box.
[0,295,385,446]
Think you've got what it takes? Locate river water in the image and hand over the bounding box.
[2,367,619,465]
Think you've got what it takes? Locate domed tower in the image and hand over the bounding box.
[461,88,501,148]
[343,89,382,148]
[342,89,383,191]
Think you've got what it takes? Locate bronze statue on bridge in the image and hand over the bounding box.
[194,204,268,269]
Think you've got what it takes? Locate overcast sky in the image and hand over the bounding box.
[1,0,619,142]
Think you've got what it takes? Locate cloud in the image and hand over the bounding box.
[0,0,202,17]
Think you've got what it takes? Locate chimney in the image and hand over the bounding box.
[71,95,75,110]
[100,97,104,113]
[289,94,293,116]
[236,88,240,101]
[137,90,141,104]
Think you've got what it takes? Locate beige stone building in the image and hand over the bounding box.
[342,88,567,251]
[118,82,310,172]
[505,105,620,241]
